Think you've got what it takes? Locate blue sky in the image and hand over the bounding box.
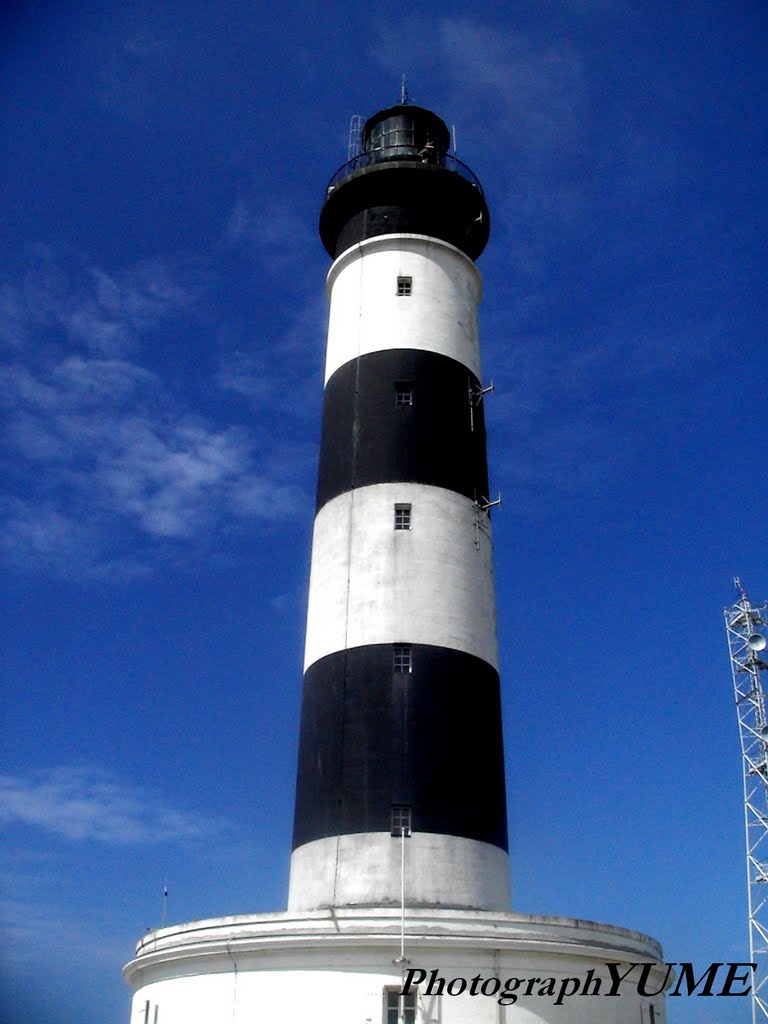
[1,2,766,1022]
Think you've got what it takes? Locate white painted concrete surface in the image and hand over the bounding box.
[303,483,499,672]
[125,907,669,1024]
[287,832,510,912]
[324,234,484,384]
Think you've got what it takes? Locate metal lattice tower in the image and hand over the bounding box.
[725,579,768,1023]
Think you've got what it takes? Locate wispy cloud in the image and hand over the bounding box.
[372,16,584,164]
[0,248,309,578]
[215,289,325,426]
[371,11,685,257]
[1,356,305,574]
[94,11,174,121]
[485,288,724,500]
[370,14,595,308]
[0,499,145,580]
[0,765,225,845]
[224,198,315,275]
[0,247,199,357]
[215,348,272,401]
[366,12,723,510]
[66,261,197,355]
[437,19,584,158]
[1,894,132,972]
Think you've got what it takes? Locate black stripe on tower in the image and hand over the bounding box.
[292,643,508,852]
[321,170,490,260]
[316,349,490,512]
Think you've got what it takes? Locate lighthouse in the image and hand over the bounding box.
[124,99,668,1024]
[289,101,509,914]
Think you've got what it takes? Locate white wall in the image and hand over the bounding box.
[324,234,484,384]
[125,909,669,1024]
[288,832,510,912]
[304,483,499,672]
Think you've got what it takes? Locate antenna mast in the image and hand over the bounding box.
[725,579,768,1023]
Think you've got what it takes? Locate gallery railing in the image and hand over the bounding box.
[325,147,484,197]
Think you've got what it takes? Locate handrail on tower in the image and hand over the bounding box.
[327,103,483,197]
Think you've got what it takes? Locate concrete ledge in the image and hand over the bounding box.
[125,906,663,984]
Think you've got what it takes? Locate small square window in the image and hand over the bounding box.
[393,644,412,673]
[394,504,411,530]
[391,804,412,837]
[385,987,416,1024]
[396,276,412,296]
[395,382,413,406]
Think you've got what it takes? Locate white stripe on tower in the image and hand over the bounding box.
[323,234,483,385]
[303,483,498,672]
[288,103,509,913]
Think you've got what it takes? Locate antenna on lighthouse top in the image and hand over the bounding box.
[401,75,409,105]
[161,877,168,927]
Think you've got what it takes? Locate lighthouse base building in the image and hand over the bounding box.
[125,101,667,1022]
[124,908,667,1023]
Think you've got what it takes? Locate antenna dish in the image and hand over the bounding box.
[748,634,768,652]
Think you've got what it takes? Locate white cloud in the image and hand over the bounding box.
[94,14,173,121]
[65,260,199,356]
[0,283,30,349]
[229,473,304,521]
[0,247,310,577]
[438,19,583,143]
[215,291,326,424]
[365,13,714,510]
[92,416,253,538]
[215,349,272,401]
[0,248,200,357]
[224,198,313,274]
[372,16,584,162]
[2,356,305,565]
[0,500,110,579]
[0,894,130,972]
[0,766,225,845]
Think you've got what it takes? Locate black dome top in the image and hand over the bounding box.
[362,104,451,164]
[320,102,490,261]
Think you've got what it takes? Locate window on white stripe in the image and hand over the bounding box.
[396,276,412,296]
[385,987,416,1024]
[394,503,411,530]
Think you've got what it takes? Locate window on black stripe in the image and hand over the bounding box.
[391,804,412,837]
[393,644,412,673]
[395,381,413,406]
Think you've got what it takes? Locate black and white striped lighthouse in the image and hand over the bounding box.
[288,101,510,913]
[125,101,669,1024]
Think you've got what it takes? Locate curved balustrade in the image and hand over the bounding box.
[325,147,484,197]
